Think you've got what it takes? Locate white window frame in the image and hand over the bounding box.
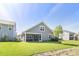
[40,26,45,31]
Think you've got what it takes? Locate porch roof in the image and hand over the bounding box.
[26,32,42,34]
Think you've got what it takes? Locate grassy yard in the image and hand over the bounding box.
[0,40,79,56]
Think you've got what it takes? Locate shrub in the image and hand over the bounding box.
[58,38,62,44]
[0,36,21,42]
[14,38,21,42]
[49,37,63,44]
[49,37,59,42]
[1,35,9,42]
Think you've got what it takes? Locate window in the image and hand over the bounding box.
[29,36,32,39]
[27,35,32,39]
[48,35,52,39]
[9,27,12,30]
[40,26,45,31]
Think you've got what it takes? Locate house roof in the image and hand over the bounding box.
[22,22,53,34]
[18,22,76,36]
[63,30,76,34]
[0,19,16,25]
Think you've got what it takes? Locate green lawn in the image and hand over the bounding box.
[0,40,79,56]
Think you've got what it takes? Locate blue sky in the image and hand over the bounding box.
[0,3,79,33]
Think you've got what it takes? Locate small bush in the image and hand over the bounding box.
[1,36,9,42]
[49,37,63,44]
[14,38,21,42]
[49,37,59,42]
[58,38,62,44]
[0,36,21,42]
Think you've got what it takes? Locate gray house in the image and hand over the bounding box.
[0,20,16,41]
[18,22,53,42]
[18,22,77,42]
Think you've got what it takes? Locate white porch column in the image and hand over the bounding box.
[74,34,75,40]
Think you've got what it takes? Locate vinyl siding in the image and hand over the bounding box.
[0,23,16,40]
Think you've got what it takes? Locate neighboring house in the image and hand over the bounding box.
[0,20,16,41]
[75,32,79,40]
[62,30,76,40]
[18,22,53,42]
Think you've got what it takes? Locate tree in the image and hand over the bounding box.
[53,25,63,43]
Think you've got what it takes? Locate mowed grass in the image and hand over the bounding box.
[0,40,79,56]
